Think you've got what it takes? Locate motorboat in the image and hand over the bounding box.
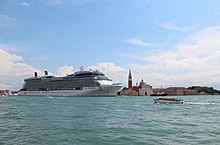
[153,97,184,104]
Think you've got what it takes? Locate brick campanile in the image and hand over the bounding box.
[128,69,132,89]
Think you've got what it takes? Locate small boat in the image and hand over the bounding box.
[154,97,183,104]
[150,92,168,96]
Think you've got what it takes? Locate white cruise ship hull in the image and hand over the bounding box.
[19,85,123,97]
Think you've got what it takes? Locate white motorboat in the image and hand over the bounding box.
[154,97,184,104]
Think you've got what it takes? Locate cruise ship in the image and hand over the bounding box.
[19,68,123,97]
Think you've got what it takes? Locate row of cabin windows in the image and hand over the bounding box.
[25,82,99,89]
[25,87,83,91]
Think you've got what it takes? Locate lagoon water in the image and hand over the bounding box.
[0,95,220,145]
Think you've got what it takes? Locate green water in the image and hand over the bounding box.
[0,95,220,145]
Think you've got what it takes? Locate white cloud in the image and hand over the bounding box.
[119,26,220,89]
[126,38,158,47]
[89,62,126,73]
[0,14,16,27]
[160,21,191,32]
[116,50,148,61]
[20,1,30,7]
[0,48,41,90]
[0,51,127,90]
[88,62,127,83]
[0,43,30,53]
[148,26,220,71]
[57,65,74,76]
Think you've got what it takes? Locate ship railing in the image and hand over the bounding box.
[113,83,123,86]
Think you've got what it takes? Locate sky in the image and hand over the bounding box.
[1,0,220,90]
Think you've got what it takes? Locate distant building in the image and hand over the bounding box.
[158,87,199,96]
[153,87,199,96]
[0,90,12,95]
[153,88,166,95]
[0,90,19,95]
[120,69,215,96]
[120,69,153,96]
[120,88,139,96]
[165,87,186,96]
[138,79,153,96]
[183,89,199,95]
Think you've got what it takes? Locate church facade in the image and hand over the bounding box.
[119,69,153,96]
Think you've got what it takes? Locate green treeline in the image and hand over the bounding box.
[188,86,220,95]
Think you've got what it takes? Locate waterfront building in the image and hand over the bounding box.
[162,87,199,96]
[138,79,153,96]
[0,90,12,95]
[153,88,166,95]
[165,87,186,96]
[119,87,139,96]
[120,70,153,96]
[183,89,198,95]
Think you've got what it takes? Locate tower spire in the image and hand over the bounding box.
[128,69,132,89]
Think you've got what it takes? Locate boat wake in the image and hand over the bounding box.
[44,95,54,99]
[185,102,214,105]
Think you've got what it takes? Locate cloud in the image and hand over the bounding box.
[88,62,127,83]
[0,47,127,90]
[89,62,126,74]
[0,14,16,27]
[0,48,41,90]
[148,26,220,69]
[160,21,191,32]
[0,43,30,53]
[0,50,127,90]
[126,38,158,47]
[120,26,220,89]
[20,1,30,7]
[115,50,148,61]
[57,65,74,76]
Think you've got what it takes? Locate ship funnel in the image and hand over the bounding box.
[34,72,38,77]
[44,71,48,75]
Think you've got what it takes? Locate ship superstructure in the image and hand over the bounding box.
[20,68,123,96]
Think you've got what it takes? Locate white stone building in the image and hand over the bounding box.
[138,79,153,96]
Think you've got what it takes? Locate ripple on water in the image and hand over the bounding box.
[0,95,220,144]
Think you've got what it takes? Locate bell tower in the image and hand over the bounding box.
[128,69,132,89]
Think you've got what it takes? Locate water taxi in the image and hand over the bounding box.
[154,98,184,104]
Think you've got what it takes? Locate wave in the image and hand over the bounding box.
[44,95,54,99]
[185,102,215,105]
